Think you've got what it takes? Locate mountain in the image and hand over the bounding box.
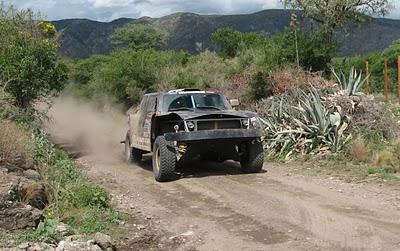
[52,9,400,58]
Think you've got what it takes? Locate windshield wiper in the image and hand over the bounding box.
[196,106,222,110]
[168,107,194,112]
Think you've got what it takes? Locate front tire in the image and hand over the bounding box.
[152,136,176,182]
[240,139,264,173]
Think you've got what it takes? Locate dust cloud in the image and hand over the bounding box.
[45,96,128,162]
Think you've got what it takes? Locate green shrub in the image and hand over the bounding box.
[112,23,167,50]
[19,219,62,243]
[273,29,336,72]
[172,73,199,89]
[73,185,110,209]
[69,55,109,86]
[249,71,273,100]
[0,5,67,109]
[211,28,268,58]
[33,130,118,234]
[72,49,190,106]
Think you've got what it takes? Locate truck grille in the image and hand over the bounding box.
[196,119,242,130]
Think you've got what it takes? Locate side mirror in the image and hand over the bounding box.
[230,99,239,108]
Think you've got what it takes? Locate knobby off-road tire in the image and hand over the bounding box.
[125,136,142,163]
[152,136,177,182]
[240,139,264,173]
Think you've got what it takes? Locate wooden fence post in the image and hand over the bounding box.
[384,58,389,101]
[365,61,369,95]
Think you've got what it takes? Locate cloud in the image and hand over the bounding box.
[3,0,400,21]
[4,0,283,21]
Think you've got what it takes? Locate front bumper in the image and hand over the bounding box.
[164,129,263,142]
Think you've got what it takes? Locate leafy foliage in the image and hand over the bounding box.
[282,0,391,42]
[211,28,268,58]
[249,72,273,100]
[33,130,119,234]
[273,28,336,71]
[112,23,167,50]
[0,5,67,109]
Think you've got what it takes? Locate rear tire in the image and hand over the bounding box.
[152,136,176,182]
[125,136,142,163]
[240,139,264,173]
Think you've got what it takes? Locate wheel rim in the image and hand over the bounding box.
[154,147,161,172]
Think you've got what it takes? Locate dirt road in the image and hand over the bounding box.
[46,97,400,251]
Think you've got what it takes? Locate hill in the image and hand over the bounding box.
[52,9,400,58]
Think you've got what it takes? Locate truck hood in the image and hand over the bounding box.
[167,110,257,120]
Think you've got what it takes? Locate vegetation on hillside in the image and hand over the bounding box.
[52,10,400,59]
[0,4,120,246]
[112,23,167,50]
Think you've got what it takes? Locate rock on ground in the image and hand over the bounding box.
[0,203,43,231]
[55,222,71,237]
[94,232,115,250]
[0,172,43,230]
[1,242,56,251]
[56,240,102,251]
[22,170,40,181]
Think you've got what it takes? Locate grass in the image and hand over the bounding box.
[0,127,123,248]
[0,120,33,169]
[31,130,121,237]
[348,136,368,163]
[285,127,400,183]
[0,219,62,246]
[353,165,400,181]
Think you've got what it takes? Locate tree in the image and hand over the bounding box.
[274,29,336,71]
[212,28,268,58]
[211,28,242,58]
[0,4,67,109]
[282,0,392,41]
[112,23,167,50]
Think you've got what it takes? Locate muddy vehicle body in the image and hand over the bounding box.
[123,89,264,182]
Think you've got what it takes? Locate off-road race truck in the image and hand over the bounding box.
[123,89,265,182]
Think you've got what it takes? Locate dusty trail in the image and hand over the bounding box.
[46,97,400,251]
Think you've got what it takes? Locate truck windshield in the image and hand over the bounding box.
[163,93,230,112]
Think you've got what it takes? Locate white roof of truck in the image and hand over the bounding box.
[167,89,215,94]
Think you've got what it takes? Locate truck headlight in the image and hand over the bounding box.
[242,119,250,128]
[186,121,195,131]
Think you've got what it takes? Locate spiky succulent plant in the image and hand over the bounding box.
[261,87,351,159]
[332,67,368,96]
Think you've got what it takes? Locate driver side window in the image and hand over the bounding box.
[146,96,157,113]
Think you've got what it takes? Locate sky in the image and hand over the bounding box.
[4,0,400,22]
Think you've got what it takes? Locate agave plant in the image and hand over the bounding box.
[261,87,352,158]
[332,67,368,96]
[292,88,330,137]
